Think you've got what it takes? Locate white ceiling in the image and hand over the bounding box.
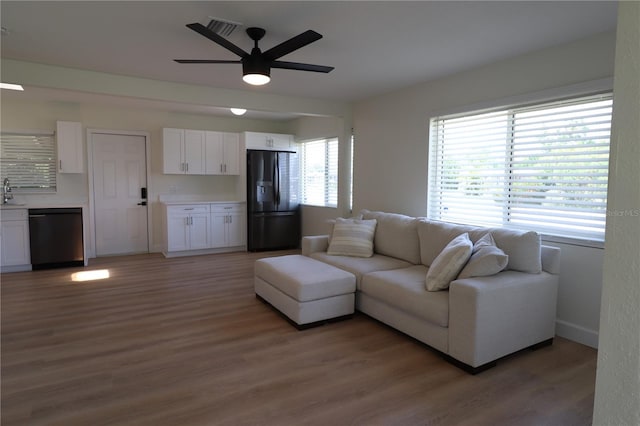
[1,1,618,114]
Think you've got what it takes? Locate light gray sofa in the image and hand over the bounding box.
[302,210,560,373]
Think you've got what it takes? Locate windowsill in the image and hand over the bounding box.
[541,234,604,249]
[300,203,338,209]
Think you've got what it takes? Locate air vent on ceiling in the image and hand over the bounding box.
[206,16,242,37]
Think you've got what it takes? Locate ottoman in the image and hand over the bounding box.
[254,255,356,328]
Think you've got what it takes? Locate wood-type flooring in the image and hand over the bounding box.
[1,251,597,426]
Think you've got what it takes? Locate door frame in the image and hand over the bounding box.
[87,129,152,258]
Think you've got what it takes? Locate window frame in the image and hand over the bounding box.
[427,90,613,246]
[0,131,57,194]
[299,137,339,208]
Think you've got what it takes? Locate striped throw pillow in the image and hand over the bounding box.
[327,218,377,258]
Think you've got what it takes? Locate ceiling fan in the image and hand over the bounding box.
[174,23,334,86]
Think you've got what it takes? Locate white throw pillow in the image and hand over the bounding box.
[425,233,473,291]
[458,233,509,279]
[327,218,377,258]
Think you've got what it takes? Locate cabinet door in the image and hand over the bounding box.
[226,211,245,247]
[188,212,211,249]
[222,133,240,175]
[268,133,293,151]
[184,130,205,175]
[210,212,228,248]
[166,213,190,251]
[204,131,224,175]
[163,128,185,174]
[57,121,84,173]
[0,219,31,266]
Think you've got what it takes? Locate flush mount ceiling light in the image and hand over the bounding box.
[230,108,247,116]
[175,24,333,86]
[0,83,24,91]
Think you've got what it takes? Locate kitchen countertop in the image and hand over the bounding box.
[0,203,87,210]
[160,200,246,206]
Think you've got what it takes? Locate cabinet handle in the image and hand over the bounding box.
[224,164,227,173]
[220,164,223,173]
[186,163,189,172]
[228,215,232,224]
[184,208,194,211]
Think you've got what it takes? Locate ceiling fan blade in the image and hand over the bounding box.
[174,59,242,64]
[186,23,248,58]
[272,61,334,73]
[263,30,322,61]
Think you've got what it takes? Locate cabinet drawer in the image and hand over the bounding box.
[211,204,244,213]
[167,205,210,215]
[1,209,28,221]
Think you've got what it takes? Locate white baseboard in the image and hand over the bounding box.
[556,319,599,348]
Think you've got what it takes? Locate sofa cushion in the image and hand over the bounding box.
[490,228,541,273]
[418,220,542,273]
[360,210,421,264]
[425,233,473,291]
[310,252,411,290]
[327,218,377,258]
[458,233,509,279]
[361,265,449,327]
[417,220,479,267]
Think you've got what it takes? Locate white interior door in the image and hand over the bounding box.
[92,133,148,256]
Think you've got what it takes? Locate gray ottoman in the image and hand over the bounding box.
[254,254,356,328]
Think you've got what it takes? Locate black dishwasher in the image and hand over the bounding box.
[29,208,84,270]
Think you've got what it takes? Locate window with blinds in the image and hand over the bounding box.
[428,92,613,242]
[0,133,57,193]
[300,138,339,207]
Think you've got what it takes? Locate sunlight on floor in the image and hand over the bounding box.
[71,269,110,282]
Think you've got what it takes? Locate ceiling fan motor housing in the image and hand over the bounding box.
[243,51,271,77]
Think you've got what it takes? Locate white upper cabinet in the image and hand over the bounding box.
[205,131,240,175]
[183,130,205,175]
[243,132,295,151]
[162,128,184,174]
[56,121,84,173]
[162,128,205,175]
[164,128,239,175]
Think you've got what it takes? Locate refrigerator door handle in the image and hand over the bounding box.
[275,154,281,206]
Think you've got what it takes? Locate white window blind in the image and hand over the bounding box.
[0,133,57,193]
[300,138,338,207]
[428,93,613,241]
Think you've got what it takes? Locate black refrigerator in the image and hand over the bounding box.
[247,149,300,251]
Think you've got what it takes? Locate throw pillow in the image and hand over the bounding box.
[327,218,377,258]
[326,214,363,244]
[458,233,509,279]
[425,232,473,291]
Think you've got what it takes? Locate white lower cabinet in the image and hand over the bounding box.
[210,204,245,248]
[1,209,31,271]
[163,202,245,257]
[165,205,210,252]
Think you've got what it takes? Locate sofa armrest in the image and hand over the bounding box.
[448,271,559,368]
[302,235,329,256]
[541,245,561,274]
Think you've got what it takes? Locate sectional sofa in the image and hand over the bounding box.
[301,210,560,373]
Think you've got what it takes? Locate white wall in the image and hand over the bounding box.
[0,96,293,253]
[593,2,640,424]
[290,115,353,236]
[352,31,617,347]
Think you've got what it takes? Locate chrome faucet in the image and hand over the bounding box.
[2,178,13,204]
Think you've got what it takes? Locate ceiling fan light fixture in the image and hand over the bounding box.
[242,57,271,86]
[230,108,247,116]
[242,73,271,86]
